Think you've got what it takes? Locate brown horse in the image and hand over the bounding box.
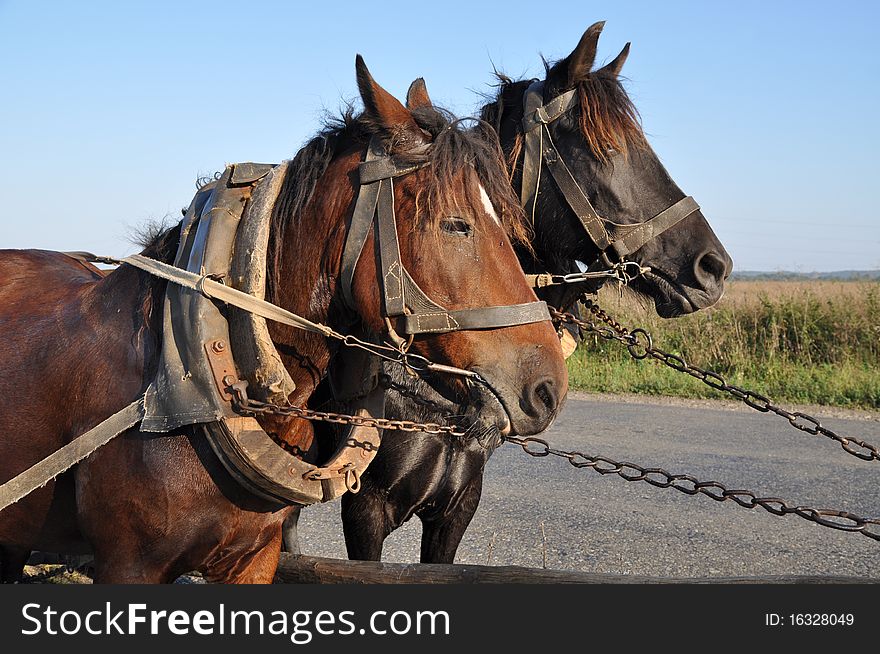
[0,57,567,583]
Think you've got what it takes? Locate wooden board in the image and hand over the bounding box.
[273,554,876,584]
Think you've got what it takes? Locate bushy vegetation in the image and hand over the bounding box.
[568,281,880,409]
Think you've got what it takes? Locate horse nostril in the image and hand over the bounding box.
[695,250,731,288]
[529,379,558,415]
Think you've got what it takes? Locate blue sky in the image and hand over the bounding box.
[1,1,878,271]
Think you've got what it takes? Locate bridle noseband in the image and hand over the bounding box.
[519,81,699,269]
[340,137,551,347]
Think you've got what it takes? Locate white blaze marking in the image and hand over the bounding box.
[478,184,501,226]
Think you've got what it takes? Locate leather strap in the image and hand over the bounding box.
[608,195,699,260]
[518,80,699,262]
[376,175,406,317]
[519,81,545,220]
[540,124,612,249]
[0,398,145,513]
[121,254,335,338]
[339,140,386,310]
[359,154,429,184]
[521,86,578,134]
[402,301,551,335]
[339,136,553,338]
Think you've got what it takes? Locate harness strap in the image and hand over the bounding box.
[519,80,699,262]
[0,398,145,513]
[521,82,610,249]
[540,124,613,250]
[340,140,387,310]
[121,254,334,337]
[376,175,407,317]
[608,195,699,260]
[76,252,484,382]
[359,154,429,184]
[402,301,551,335]
[521,87,578,133]
[340,137,552,337]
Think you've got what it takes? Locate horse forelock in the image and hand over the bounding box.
[573,73,647,163]
[407,108,531,250]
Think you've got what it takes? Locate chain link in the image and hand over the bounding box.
[552,301,880,463]
[218,276,880,543]
[233,395,467,437]
[528,261,650,288]
[503,435,880,541]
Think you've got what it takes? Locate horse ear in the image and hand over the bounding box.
[547,21,605,90]
[597,42,631,78]
[406,78,433,110]
[355,55,423,144]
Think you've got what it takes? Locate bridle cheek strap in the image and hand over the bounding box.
[340,137,550,338]
[520,81,699,262]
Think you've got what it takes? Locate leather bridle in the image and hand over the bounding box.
[340,136,551,347]
[519,81,700,269]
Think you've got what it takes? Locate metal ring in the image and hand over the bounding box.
[344,468,361,494]
[626,328,653,359]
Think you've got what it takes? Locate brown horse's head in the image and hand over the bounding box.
[270,60,567,436]
[339,59,567,436]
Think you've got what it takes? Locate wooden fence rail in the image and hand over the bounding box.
[273,554,874,584]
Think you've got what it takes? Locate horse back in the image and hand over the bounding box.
[0,248,104,304]
[0,249,142,552]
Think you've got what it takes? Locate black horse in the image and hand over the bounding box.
[281,22,732,563]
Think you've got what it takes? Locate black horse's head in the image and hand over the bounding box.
[482,21,732,317]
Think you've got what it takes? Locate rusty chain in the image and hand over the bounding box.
[220,278,880,543]
[552,301,880,463]
[236,371,880,543]
[82,252,879,543]
[232,394,467,437]
[504,434,880,541]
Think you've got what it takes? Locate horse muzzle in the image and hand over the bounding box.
[471,357,566,436]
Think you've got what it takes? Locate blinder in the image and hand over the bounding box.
[519,81,699,267]
[340,137,551,341]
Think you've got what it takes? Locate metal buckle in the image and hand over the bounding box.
[534,105,551,124]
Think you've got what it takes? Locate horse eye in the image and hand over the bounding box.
[440,217,472,237]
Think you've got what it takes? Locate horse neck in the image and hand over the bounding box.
[268,155,358,405]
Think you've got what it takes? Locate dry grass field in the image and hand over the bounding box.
[568,280,880,409]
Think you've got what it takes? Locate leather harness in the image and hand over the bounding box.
[0,134,558,512]
[341,137,551,345]
[519,81,700,268]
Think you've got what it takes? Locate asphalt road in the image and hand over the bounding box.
[295,394,880,580]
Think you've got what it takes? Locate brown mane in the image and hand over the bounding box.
[572,72,647,163]
[482,70,648,172]
[269,104,532,290]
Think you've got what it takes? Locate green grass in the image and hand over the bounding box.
[567,281,880,410]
